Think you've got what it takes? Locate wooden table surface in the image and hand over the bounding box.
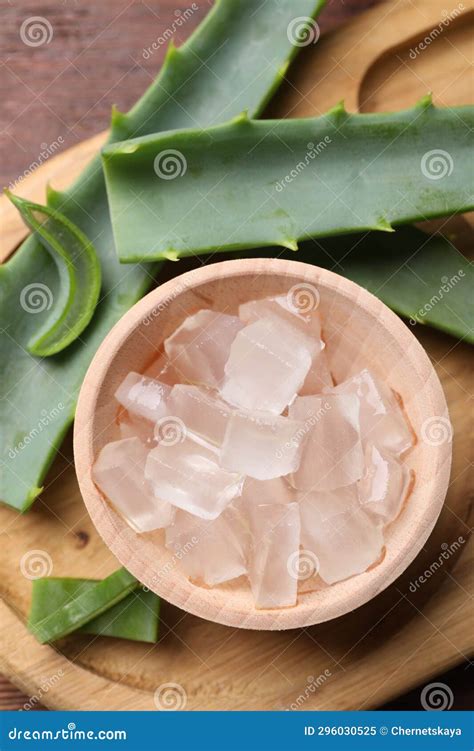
[0,0,472,711]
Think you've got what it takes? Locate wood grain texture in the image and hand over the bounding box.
[0,0,472,711]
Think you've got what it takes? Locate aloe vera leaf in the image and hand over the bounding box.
[248,226,472,342]
[5,193,101,358]
[1,0,325,512]
[102,101,474,262]
[81,588,159,643]
[115,0,326,140]
[28,577,159,643]
[28,567,138,644]
[311,228,473,344]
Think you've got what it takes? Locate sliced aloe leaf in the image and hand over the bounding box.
[103,100,474,262]
[287,227,473,343]
[5,193,101,357]
[1,0,325,512]
[28,576,159,644]
[82,588,159,643]
[318,230,472,344]
[28,567,138,644]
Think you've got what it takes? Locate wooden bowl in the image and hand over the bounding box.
[74,258,452,630]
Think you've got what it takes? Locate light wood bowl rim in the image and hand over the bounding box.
[74,258,451,630]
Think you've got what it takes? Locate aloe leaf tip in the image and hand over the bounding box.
[4,189,21,210]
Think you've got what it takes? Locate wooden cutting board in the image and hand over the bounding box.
[0,0,472,711]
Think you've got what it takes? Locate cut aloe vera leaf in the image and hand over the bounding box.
[238,225,473,343]
[312,228,473,344]
[103,100,474,262]
[82,588,159,643]
[28,576,159,643]
[5,193,101,357]
[28,568,139,644]
[1,0,325,512]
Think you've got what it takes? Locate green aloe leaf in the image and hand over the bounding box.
[5,193,101,357]
[247,226,472,343]
[310,228,473,344]
[103,100,474,262]
[28,567,139,643]
[1,0,324,512]
[81,587,159,643]
[29,576,159,644]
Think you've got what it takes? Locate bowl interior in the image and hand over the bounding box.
[74,258,451,630]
